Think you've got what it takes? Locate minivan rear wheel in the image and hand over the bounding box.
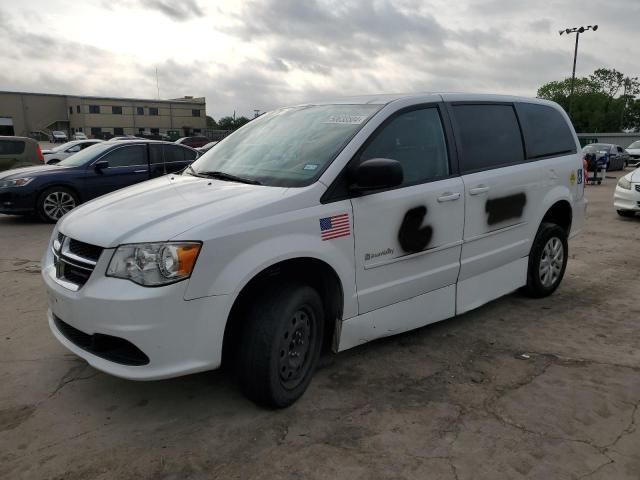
[236,282,324,408]
[37,187,78,223]
[523,222,568,298]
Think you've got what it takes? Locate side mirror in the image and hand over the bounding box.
[94,160,109,172]
[350,158,403,191]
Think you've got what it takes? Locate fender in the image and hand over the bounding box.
[184,232,358,321]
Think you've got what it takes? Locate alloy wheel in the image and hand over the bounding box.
[43,191,76,221]
[539,237,564,288]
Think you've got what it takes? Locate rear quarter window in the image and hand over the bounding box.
[0,140,26,155]
[516,103,576,159]
[451,104,525,173]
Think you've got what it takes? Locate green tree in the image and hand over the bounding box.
[206,115,218,128]
[537,68,639,132]
[217,116,235,130]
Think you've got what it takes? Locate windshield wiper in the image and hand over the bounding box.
[198,171,262,185]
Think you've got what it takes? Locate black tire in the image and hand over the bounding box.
[523,223,568,298]
[236,282,324,408]
[37,186,79,223]
[617,209,636,218]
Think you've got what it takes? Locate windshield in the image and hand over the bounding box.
[628,141,640,149]
[189,104,381,187]
[57,143,113,167]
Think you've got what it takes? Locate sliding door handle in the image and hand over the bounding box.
[469,185,490,195]
[437,192,461,202]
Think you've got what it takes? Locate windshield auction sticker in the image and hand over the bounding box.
[322,114,368,125]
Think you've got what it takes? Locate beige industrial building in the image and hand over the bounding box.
[0,91,207,138]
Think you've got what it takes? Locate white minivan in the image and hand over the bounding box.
[42,94,586,407]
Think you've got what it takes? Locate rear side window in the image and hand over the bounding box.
[0,140,25,155]
[104,145,147,167]
[150,145,192,164]
[452,104,524,173]
[516,103,576,159]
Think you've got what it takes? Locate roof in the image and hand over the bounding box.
[295,92,556,107]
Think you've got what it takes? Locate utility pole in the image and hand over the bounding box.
[559,25,598,117]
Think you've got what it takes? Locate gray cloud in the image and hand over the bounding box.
[140,0,204,21]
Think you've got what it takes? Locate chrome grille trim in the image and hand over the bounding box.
[51,235,103,290]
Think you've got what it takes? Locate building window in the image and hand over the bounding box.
[112,106,123,115]
[137,107,144,115]
[90,127,102,138]
[114,127,124,135]
[69,106,73,115]
[149,107,159,116]
[151,128,159,135]
[89,105,100,114]
[192,109,201,117]
[77,105,81,113]
[77,127,83,132]
[138,128,145,133]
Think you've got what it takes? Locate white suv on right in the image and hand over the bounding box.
[614,168,640,217]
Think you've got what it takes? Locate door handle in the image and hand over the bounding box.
[469,185,489,195]
[134,169,148,173]
[437,192,461,202]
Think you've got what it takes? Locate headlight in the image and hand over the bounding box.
[106,242,201,286]
[617,177,631,190]
[0,177,33,188]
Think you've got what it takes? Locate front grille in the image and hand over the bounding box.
[68,239,103,263]
[54,316,150,366]
[53,235,103,290]
[635,185,640,193]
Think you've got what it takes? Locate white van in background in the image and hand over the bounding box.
[42,93,586,407]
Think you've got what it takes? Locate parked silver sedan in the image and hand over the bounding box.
[42,140,103,164]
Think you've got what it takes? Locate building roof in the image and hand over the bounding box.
[0,90,205,105]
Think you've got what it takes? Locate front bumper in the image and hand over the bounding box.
[42,244,232,380]
[0,187,37,214]
[613,185,640,212]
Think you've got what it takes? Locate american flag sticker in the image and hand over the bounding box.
[319,213,351,241]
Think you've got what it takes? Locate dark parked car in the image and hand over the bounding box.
[582,143,630,171]
[175,136,210,148]
[0,140,198,222]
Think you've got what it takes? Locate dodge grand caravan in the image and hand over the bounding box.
[43,93,586,407]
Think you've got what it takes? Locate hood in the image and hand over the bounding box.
[58,175,293,247]
[629,168,640,183]
[626,148,640,155]
[0,164,72,180]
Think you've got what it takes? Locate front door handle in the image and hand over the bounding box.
[469,185,489,195]
[437,192,461,202]
[134,169,148,173]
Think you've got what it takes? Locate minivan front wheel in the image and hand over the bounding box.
[523,223,568,298]
[237,282,324,408]
[37,187,78,223]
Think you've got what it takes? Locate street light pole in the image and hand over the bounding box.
[559,25,598,117]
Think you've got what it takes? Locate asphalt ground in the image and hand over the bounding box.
[0,171,638,480]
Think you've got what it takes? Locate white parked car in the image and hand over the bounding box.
[626,140,640,167]
[42,93,586,407]
[73,132,88,140]
[50,130,68,143]
[42,140,103,164]
[614,168,640,217]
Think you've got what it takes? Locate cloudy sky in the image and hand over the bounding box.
[0,0,637,119]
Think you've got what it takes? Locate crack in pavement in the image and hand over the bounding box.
[48,363,101,399]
